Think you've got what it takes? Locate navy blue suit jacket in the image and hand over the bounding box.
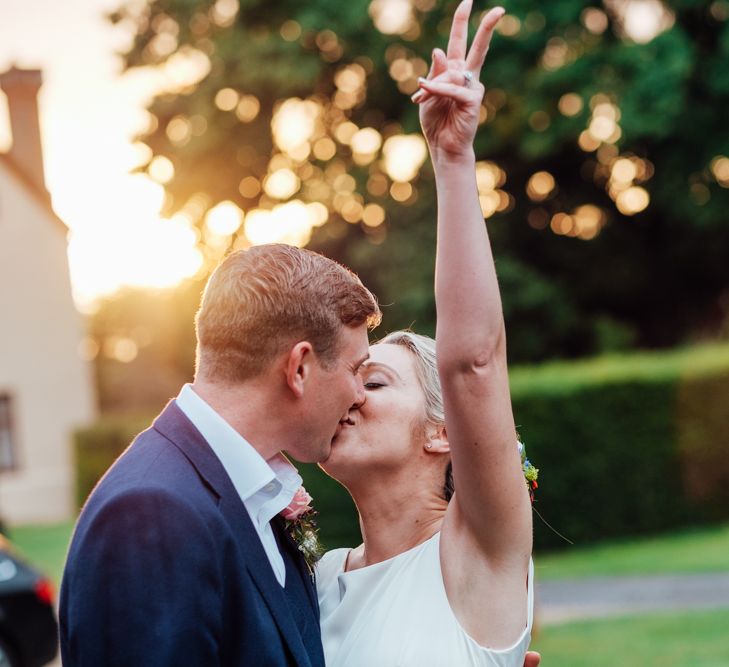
[60,401,325,667]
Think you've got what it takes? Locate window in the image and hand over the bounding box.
[0,395,17,471]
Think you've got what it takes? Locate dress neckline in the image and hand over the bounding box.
[341,531,440,577]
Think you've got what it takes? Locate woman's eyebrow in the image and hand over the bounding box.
[360,361,403,381]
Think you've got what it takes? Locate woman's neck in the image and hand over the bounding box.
[346,472,448,570]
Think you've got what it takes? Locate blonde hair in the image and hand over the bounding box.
[378,331,454,500]
[196,244,381,382]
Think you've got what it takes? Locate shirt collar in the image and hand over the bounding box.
[175,384,301,516]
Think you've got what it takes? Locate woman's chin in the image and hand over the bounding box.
[320,435,359,476]
[320,443,347,472]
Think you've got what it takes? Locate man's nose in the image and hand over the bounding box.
[352,376,366,408]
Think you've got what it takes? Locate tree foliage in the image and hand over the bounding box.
[111,0,729,362]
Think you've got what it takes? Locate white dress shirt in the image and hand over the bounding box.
[175,384,302,586]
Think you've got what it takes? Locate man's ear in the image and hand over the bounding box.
[285,341,314,398]
[425,423,450,454]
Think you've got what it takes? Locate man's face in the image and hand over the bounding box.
[293,323,370,463]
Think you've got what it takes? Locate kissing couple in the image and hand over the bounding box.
[60,3,540,666]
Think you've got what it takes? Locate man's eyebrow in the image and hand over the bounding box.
[360,361,402,381]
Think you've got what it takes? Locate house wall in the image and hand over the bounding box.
[0,165,96,524]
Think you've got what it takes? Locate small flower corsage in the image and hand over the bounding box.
[279,486,324,571]
[518,441,539,503]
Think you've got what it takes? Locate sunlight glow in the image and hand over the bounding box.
[621,0,675,43]
[369,0,416,35]
[264,168,301,199]
[148,155,174,183]
[351,127,382,160]
[244,200,327,247]
[64,175,203,309]
[205,200,243,235]
[160,47,211,93]
[271,98,321,156]
[382,134,427,182]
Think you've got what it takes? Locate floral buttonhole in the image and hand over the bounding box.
[518,441,539,503]
[279,486,324,573]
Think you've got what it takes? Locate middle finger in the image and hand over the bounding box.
[465,6,505,74]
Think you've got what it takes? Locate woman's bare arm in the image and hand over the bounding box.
[417,0,532,563]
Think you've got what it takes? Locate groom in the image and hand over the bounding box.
[59,244,380,666]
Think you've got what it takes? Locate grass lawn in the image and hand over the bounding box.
[7,519,729,665]
[8,518,729,588]
[531,608,729,667]
[535,521,729,580]
[7,521,74,585]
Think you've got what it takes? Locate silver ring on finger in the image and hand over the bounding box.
[463,71,474,88]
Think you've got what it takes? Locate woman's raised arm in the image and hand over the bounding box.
[416,1,532,561]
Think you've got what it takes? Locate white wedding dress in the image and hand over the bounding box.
[317,532,533,667]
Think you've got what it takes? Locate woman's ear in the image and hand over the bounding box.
[285,341,314,398]
[425,424,450,454]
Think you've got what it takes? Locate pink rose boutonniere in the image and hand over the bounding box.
[279,486,323,571]
[280,487,314,521]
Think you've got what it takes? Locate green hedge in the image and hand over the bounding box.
[72,411,359,549]
[511,343,729,549]
[74,343,729,551]
[74,414,154,510]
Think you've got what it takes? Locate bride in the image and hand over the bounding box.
[315,3,538,665]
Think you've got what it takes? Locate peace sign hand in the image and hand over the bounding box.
[413,2,504,159]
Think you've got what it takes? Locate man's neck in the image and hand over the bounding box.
[191,379,284,461]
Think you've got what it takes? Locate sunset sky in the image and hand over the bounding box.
[0,0,203,309]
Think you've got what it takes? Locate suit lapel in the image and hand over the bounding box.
[152,401,313,667]
[218,494,313,666]
[273,516,320,620]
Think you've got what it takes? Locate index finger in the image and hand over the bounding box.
[465,6,505,74]
[446,0,474,61]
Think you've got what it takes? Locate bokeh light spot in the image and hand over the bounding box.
[205,200,244,236]
[527,171,556,201]
[382,134,427,182]
[616,186,650,215]
[148,155,175,184]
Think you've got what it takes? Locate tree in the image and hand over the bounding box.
[111,0,729,361]
[89,281,202,413]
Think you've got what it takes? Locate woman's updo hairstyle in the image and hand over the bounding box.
[378,331,454,501]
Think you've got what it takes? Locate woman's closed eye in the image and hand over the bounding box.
[363,380,386,390]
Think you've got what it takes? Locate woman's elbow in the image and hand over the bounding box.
[436,330,506,375]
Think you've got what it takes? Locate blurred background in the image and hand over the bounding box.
[1,0,728,664]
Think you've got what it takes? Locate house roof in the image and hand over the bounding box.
[0,152,67,234]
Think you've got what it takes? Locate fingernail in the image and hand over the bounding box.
[411,90,425,103]
[418,76,428,84]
